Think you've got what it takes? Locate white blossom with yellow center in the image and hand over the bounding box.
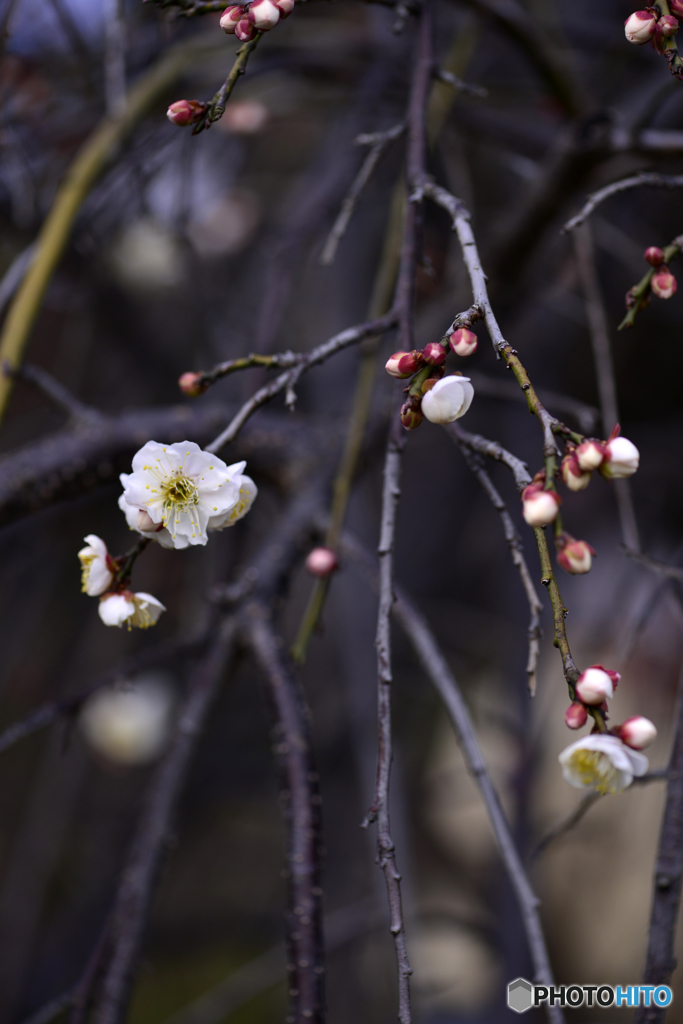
[559,734,648,795]
[121,441,243,548]
[98,591,166,629]
[78,535,114,596]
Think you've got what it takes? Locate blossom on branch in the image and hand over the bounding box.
[616,716,658,750]
[166,101,207,127]
[448,328,478,357]
[98,591,166,629]
[559,734,648,794]
[651,267,678,299]
[248,0,281,30]
[521,483,560,527]
[564,703,588,730]
[575,438,605,472]
[561,449,592,491]
[421,375,474,424]
[385,351,423,379]
[78,535,115,596]
[556,534,595,575]
[575,664,619,705]
[624,10,658,44]
[600,433,640,479]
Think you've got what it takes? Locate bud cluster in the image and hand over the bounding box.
[624,7,681,51]
[220,0,293,40]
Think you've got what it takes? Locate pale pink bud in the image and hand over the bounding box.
[575,666,615,706]
[448,328,478,357]
[166,100,206,127]
[235,16,257,39]
[178,371,208,397]
[220,4,243,31]
[400,397,423,430]
[617,716,657,750]
[651,267,677,299]
[248,0,280,28]
[645,246,665,266]
[565,702,588,730]
[625,10,658,43]
[274,0,294,16]
[575,439,605,472]
[136,510,159,532]
[556,536,595,575]
[660,14,679,34]
[521,485,560,528]
[305,546,338,578]
[600,435,639,479]
[385,351,422,379]
[422,342,446,366]
[561,451,591,491]
[670,0,683,16]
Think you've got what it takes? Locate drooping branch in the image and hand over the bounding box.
[563,172,683,234]
[618,232,683,331]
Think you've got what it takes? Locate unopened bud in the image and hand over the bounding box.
[166,100,206,127]
[556,534,595,575]
[600,433,639,479]
[178,371,208,397]
[422,342,446,366]
[400,396,423,430]
[565,702,588,730]
[248,0,280,28]
[645,246,665,266]
[575,439,605,472]
[136,510,159,533]
[660,13,679,34]
[235,16,257,39]
[305,546,338,578]
[561,450,591,491]
[575,666,615,706]
[670,0,683,15]
[385,350,422,379]
[275,0,294,16]
[219,4,243,31]
[521,485,560,528]
[624,10,658,43]
[651,266,678,299]
[448,328,478,357]
[617,716,657,750]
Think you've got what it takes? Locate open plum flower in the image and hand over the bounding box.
[78,535,115,596]
[559,734,649,795]
[98,591,166,630]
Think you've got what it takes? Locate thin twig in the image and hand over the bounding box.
[192,34,262,133]
[618,232,683,331]
[562,172,683,234]
[7,362,103,423]
[205,311,398,453]
[448,423,531,491]
[433,67,487,98]
[104,0,127,116]
[624,548,683,583]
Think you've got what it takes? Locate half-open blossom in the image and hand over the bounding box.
[617,716,658,750]
[624,10,658,43]
[575,665,618,705]
[305,546,338,577]
[80,677,174,765]
[166,100,206,126]
[248,0,280,28]
[421,375,474,424]
[385,351,422,379]
[561,450,591,491]
[219,4,243,32]
[99,591,166,629]
[556,535,595,575]
[521,485,560,528]
[564,702,588,730]
[559,734,648,794]
[575,439,605,472]
[78,535,115,596]
[600,435,639,479]
[448,328,478,357]
[120,441,245,548]
[651,267,677,299]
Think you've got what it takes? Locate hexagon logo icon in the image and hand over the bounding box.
[508,978,533,1013]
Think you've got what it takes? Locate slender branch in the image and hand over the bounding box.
[563,172,683,234]
[104,0,127,115]
[192,34,262,134]
[624,548,683,583]
[618,232,683,331]
[448,422,531,491]
[433,68,487,98]
[6,362,103,424]
[205,311,398,453]
[363,417,412,1024]
[90,619,237,1024]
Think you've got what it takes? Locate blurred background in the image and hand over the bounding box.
[1,0,683,1021]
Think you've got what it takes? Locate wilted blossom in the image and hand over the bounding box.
[624,10,658,43]
[98,591,166,629]
[78,535,114,596]
[559,734,648,794]
[80,677,174,765]
[575,664,620,705]
[421,376,474,424]
[617,716,658,750]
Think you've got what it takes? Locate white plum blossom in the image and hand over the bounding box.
[78,535,114,596]
[80,677,174,765]
[559,734,648,794]
[204,466,258,530]
[120,441,249,548]
[421,376,474,424]
[619,716,658,750]
[99,591,166,629]
[600,436,640,479]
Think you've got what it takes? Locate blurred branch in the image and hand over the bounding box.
[362,417,412,1024]
[618,232,683,330]
[192,34,262,134]
[104,0,127,116]
[563,172,683,234]
[624,548,683,583]
[7,362,103,424]
[448,422,531,491]
[433,67,487,98]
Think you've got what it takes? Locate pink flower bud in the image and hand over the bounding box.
[651,266,678,299]
[670,0,683,16]
[275,0,294,16]
[645,246,665,266]
[561,450,591,491]
[385,351,423,379]
[556,535,595,575]
[521,485,560,528]
[575,666,615,706]
[248,0,280,28]
[565,702,588,730]
[600,434,639,479]
[235,16,257,39]
[625,10,658,43]
[575,439,605,472]
[166,100,206,127]
[219,4,243,32]
[178,371,208,397]
[617,716,657,750]
[422,342,446,366]
[448,328,478,357]
[660,14,679,34]
[305,546,338,578]
[400,397,423,430]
